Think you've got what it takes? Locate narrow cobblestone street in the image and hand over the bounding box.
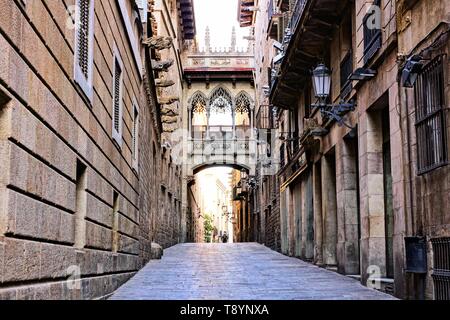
[110,243,395,300]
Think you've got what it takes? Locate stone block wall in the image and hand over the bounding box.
[0,0,182,300]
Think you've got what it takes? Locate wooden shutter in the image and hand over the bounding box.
[113,59,122,134]
[77,0,91,80]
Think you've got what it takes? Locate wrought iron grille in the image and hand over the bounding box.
[288,0,308,33]
[340,51,353,99]
[362,0,381,65]
[431,238,450,300]
[414,55,448,174]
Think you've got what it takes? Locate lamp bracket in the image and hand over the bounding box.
[311,100,356,129]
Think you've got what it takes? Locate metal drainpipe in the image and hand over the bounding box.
[399,79,422,300]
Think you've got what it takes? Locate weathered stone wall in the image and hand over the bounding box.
[0,0,181,300]
[397,0,450,300]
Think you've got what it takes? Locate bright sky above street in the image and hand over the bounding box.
[194,0,250,49]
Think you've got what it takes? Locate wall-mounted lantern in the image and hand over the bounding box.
[311,63,356,129]
[401,55,423,88]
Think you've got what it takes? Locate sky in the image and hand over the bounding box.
[191,1,244,215]
[198,167,232,190]
[193,0,250,50]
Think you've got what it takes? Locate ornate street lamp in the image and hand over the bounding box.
[311,63,356,129]
[312,63,332,103]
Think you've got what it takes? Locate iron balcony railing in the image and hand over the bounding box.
[288,0,308,34]
[191,125,252,140]
[269,0,309,95]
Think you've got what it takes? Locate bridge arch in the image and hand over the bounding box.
[192,162,251,176]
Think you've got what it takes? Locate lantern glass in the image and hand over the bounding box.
[312,64,331,100]
[240,169,248,180]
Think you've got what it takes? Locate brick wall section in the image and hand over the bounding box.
[0,0,181,300]
[260,175,281,252]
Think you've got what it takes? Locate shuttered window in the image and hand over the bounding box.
[74,0,94,100]
[112,48,124,147]
[77,0,90,79]
[132,102,139,170]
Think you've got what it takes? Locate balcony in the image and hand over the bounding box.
[192,125,252,140]
[188,126,257,170]
[268,0,283,38]
[270,0,351,108]
[288,0,308,35]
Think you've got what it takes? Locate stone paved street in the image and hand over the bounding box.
[110,243,396,300]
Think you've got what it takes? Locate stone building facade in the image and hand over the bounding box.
[180,29,257,243]
[148,0,193,249]
[248,0,450,300]
[0,0,184,300]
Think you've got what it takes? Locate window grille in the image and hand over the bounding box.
[414,55,448,174]
[431,238,450,300]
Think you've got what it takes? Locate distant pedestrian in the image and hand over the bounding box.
[222,232,228,243]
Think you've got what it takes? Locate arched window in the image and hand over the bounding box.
[235,91,252,139]
[190,92,207,138]
[208,86,233,126]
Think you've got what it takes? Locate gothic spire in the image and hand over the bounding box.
[231,26,236,52]
[205,26,211,52]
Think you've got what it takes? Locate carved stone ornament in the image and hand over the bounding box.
[143,36,173,50]
[155,79,175,87]
[158,96,180,105]
[151,59,174,72]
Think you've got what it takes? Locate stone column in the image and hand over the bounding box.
[206,105,211,140]
[280,188,289,255]
[249,107,254,139]
[359,110,386,284]
[293,182,302,257]
[313,161,324,265]
[303,170,314,260]
[288,186,295,256]
[232,104,236,140]
[336,139,360,275]
[187,106,192,139]
[321,153,338,267]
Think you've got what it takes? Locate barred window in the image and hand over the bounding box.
[415,55,448,174]
[112,48,124,147]
[74,0,94,100]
